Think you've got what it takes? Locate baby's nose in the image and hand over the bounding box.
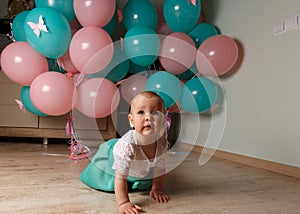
[144,113,151,120]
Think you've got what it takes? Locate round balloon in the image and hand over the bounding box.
[69,26,114,74]
[146,71,181,108]
[104,11,117,36]
[123,0,158,30]
[129,62,148,74]
[12,10,29,42]
[180,77,218,113]
[24,7,72,58]
[159,32,196,75]
[74,0,115,27]
[30,72,75,116]
[87,44,129,83]
[196,34,239,76]
[35,0,75,22]
[121,74,148,104]
[57,28,78,73]
[163,0,201,33]
[177,69,195,80]
[20,86,48,116]
[57,49,78,74]
[124,26,160,66]
[188,23,218,48]
[75,78,120,118]
[0,42,48,86]
[48,58,66,74]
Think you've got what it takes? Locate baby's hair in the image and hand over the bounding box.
[128,91,165,114]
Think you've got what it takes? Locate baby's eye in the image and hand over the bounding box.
[137,110,144,115]
[151,111,161,116]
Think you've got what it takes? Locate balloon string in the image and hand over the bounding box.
[65,114,75,136]
[166,110,171,130]
[75,73,86,87]
[66,111,92,160]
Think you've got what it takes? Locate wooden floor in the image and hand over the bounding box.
[1,140,300,214]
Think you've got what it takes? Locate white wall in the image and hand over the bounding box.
[177,0,300,167]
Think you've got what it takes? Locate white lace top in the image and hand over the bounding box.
[112,130,168,178]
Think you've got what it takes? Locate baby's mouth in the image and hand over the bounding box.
[144,123,152,129]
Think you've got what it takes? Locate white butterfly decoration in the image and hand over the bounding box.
[188,0,197,6]
[15,99,26,113]
[27,15,49,38]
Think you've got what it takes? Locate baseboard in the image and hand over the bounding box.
[179,143,300,178]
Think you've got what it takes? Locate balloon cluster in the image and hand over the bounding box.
[0,0,239,118]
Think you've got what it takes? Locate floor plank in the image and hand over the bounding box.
[0,141,300,214]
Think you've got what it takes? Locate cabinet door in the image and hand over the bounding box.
[0,71,38,127]
[63,109,116,141]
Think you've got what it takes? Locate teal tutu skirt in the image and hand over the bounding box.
[80,138,152,192]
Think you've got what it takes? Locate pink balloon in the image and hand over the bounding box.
[71,73,81,84]
[30,72,75,116]
[57,49,78,74]
[75,78,120,118]
[74,0,116,27]
[159,32,196,75]
[0,42,48,86]
[69,26,114,74]
[121,74,148,104]
[196,35,239,76]
[57,29,78,73]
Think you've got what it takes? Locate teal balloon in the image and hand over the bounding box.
[163,0,201,33]
[35,0,75,22]
[87,45,129,83]
[12,10,29,41]
[177,69,194,80]
[47,58,65,73]
[124,26,160,66]
[123,0,158,30]
[129,62,148,74]
[180,77,218,113]
[177,62,197,80]
[20,86,48,116]
[146,71,181,108]
[104,12,117,37]
[24,7,71,59]
[188,23,218,48]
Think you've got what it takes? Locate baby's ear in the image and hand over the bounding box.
[128,114,134,128]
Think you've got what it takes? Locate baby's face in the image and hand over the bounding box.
[128,95,165,136]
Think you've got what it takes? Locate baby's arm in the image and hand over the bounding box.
[114,171,143,214]
[150,168,169,203]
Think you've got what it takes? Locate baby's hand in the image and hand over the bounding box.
[118,202,143,214]
[150,189,169,203]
